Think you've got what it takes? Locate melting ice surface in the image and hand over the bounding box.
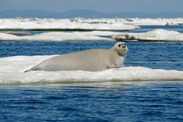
[1,55,183,85]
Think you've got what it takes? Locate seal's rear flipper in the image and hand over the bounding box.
[24,69,32,73]
[24,67,39,73]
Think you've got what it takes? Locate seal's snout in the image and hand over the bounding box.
[121,44,127,49]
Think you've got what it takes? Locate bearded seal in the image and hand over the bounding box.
[25,42,128,72]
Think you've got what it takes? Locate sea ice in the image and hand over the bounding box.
[0,56,183,85]
[0,31,121,41]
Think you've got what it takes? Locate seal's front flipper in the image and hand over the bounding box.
[106,63,118,69]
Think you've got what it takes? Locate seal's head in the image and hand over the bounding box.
[113,42,128,57]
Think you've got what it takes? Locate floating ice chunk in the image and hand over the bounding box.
[112,29,183,42]
[0,31,121,41]
[0,56,183,85]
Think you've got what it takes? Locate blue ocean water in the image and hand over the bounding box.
[0,83,183,122]
[0,26,183,122]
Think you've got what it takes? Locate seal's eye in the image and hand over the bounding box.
[118,44,121,47]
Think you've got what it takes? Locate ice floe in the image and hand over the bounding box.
[0,31,121,41]
[112,29,183,42]
[0,56,183,85]
[1,29,183,42]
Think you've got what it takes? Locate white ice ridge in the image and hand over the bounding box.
[0,18,138,31]
[112,29,183,42]
[0,18,183,31]
[0,31,121,41]
[0,56,183,85]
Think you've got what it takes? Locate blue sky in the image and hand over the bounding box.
[1,0,183,13]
